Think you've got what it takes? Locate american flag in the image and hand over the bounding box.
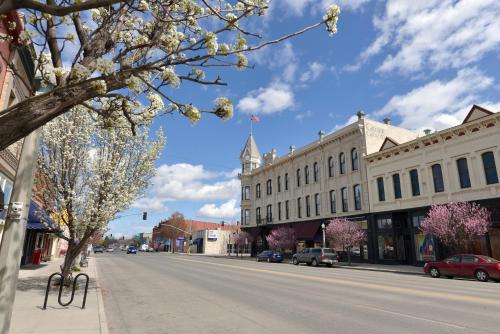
[250,115,260,122]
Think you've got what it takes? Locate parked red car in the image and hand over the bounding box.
[424,254,500,282]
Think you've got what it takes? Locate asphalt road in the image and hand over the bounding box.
[96,252,500,334]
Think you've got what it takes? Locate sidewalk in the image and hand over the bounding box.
[10,256,108,334]
[185,253,424,276]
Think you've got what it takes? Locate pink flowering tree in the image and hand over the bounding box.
[233,232,254,256]
[325,218,366,265]
[421,202,491,254]
[266,227,296,254]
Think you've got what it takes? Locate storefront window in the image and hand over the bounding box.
[378,235,395,260]
[377,217,392,229]
[412,214,426,228]
[414,233,436,262]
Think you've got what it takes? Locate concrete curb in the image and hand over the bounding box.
[178,253,424,276]
[334,265,424,276]
[92,257,109,334]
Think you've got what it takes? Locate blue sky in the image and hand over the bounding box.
[108,0,500,238]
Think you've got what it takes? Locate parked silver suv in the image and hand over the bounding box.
[292,248,339,267]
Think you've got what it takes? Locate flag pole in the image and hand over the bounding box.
[250,118,253,136]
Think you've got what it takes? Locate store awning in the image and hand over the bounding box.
[27,201,57,231]
[293,221,321,240]
[244,227,262,239]
[192,238,203,245]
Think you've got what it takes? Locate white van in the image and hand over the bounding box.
[140,244,149,252]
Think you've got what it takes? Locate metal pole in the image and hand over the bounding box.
[0,129,41,333]
[322,224,326,248]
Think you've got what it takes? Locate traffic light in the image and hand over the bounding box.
[143,212,147,220]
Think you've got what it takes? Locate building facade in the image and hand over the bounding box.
[239,112,418,259]
[365,105,500,264]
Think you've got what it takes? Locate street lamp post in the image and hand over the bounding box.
[321,223,326,248]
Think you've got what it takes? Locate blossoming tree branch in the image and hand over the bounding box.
[0,0,340,150]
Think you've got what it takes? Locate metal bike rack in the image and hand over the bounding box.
[43,272,90,310]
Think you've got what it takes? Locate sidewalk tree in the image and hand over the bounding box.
[265,226,296,253]
[158,212,187,252]
[234,231,253,255]
[325,218,366,265]
[421,201,491,254]
[0,2,340,150]
[36,108,165,280]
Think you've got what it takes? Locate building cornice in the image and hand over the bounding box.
[247,123,362,177]
[365,112,500,163]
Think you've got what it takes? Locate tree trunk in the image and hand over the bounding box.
[347,247,352,266]
[60,241,84,282]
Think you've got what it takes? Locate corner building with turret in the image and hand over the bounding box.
[239,112,418,262]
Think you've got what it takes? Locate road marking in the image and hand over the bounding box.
[353,304,466,329]
[170,256,500,306]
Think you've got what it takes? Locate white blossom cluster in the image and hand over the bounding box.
[39,108,165,248]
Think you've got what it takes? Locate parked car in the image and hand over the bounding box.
[292,248,339,267]
[140,244,149,252]
[106,246,114,252]
[127,246,137,254]
[424,254,500,282]
[93,246,104,254]
[256,250,283,263]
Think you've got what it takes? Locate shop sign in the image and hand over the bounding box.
[208,230,218,240]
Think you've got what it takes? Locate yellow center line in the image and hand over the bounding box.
[170,256,500,306]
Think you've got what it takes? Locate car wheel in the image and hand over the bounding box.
[429,267,440,278]
[293,258,299,265]
[312,259,318,267]
[475,269,489,282]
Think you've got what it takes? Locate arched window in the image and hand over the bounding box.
[377,177,385,201]
[296,169,301,187]
[313,162,319,182]
[482,151,499,184]
[351,148,359,171]
[353,184,362,210]
[456,158,471,189]
[339,153,346,174]
[277,175,281,192]
[328,156,334,177]
[256,183,261,198]
[431,164,444,193]
[305,165,310,184]
[266,179,272,195]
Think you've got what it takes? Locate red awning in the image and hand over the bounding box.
[293,221,322,240]
[244,227,262,239]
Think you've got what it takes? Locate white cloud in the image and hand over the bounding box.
[349,0,500,74]
[142,163,240,204]
[295,110,313,121]
[197,199,240,219]
[278,0,369,16]
[376,68,496,131]
[300,62,325,82]
[131,197,168,213]
[237,82,294,114]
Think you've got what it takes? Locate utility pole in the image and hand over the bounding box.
[0,129,40,333]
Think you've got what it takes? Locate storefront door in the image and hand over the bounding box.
[393,213,413,265]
